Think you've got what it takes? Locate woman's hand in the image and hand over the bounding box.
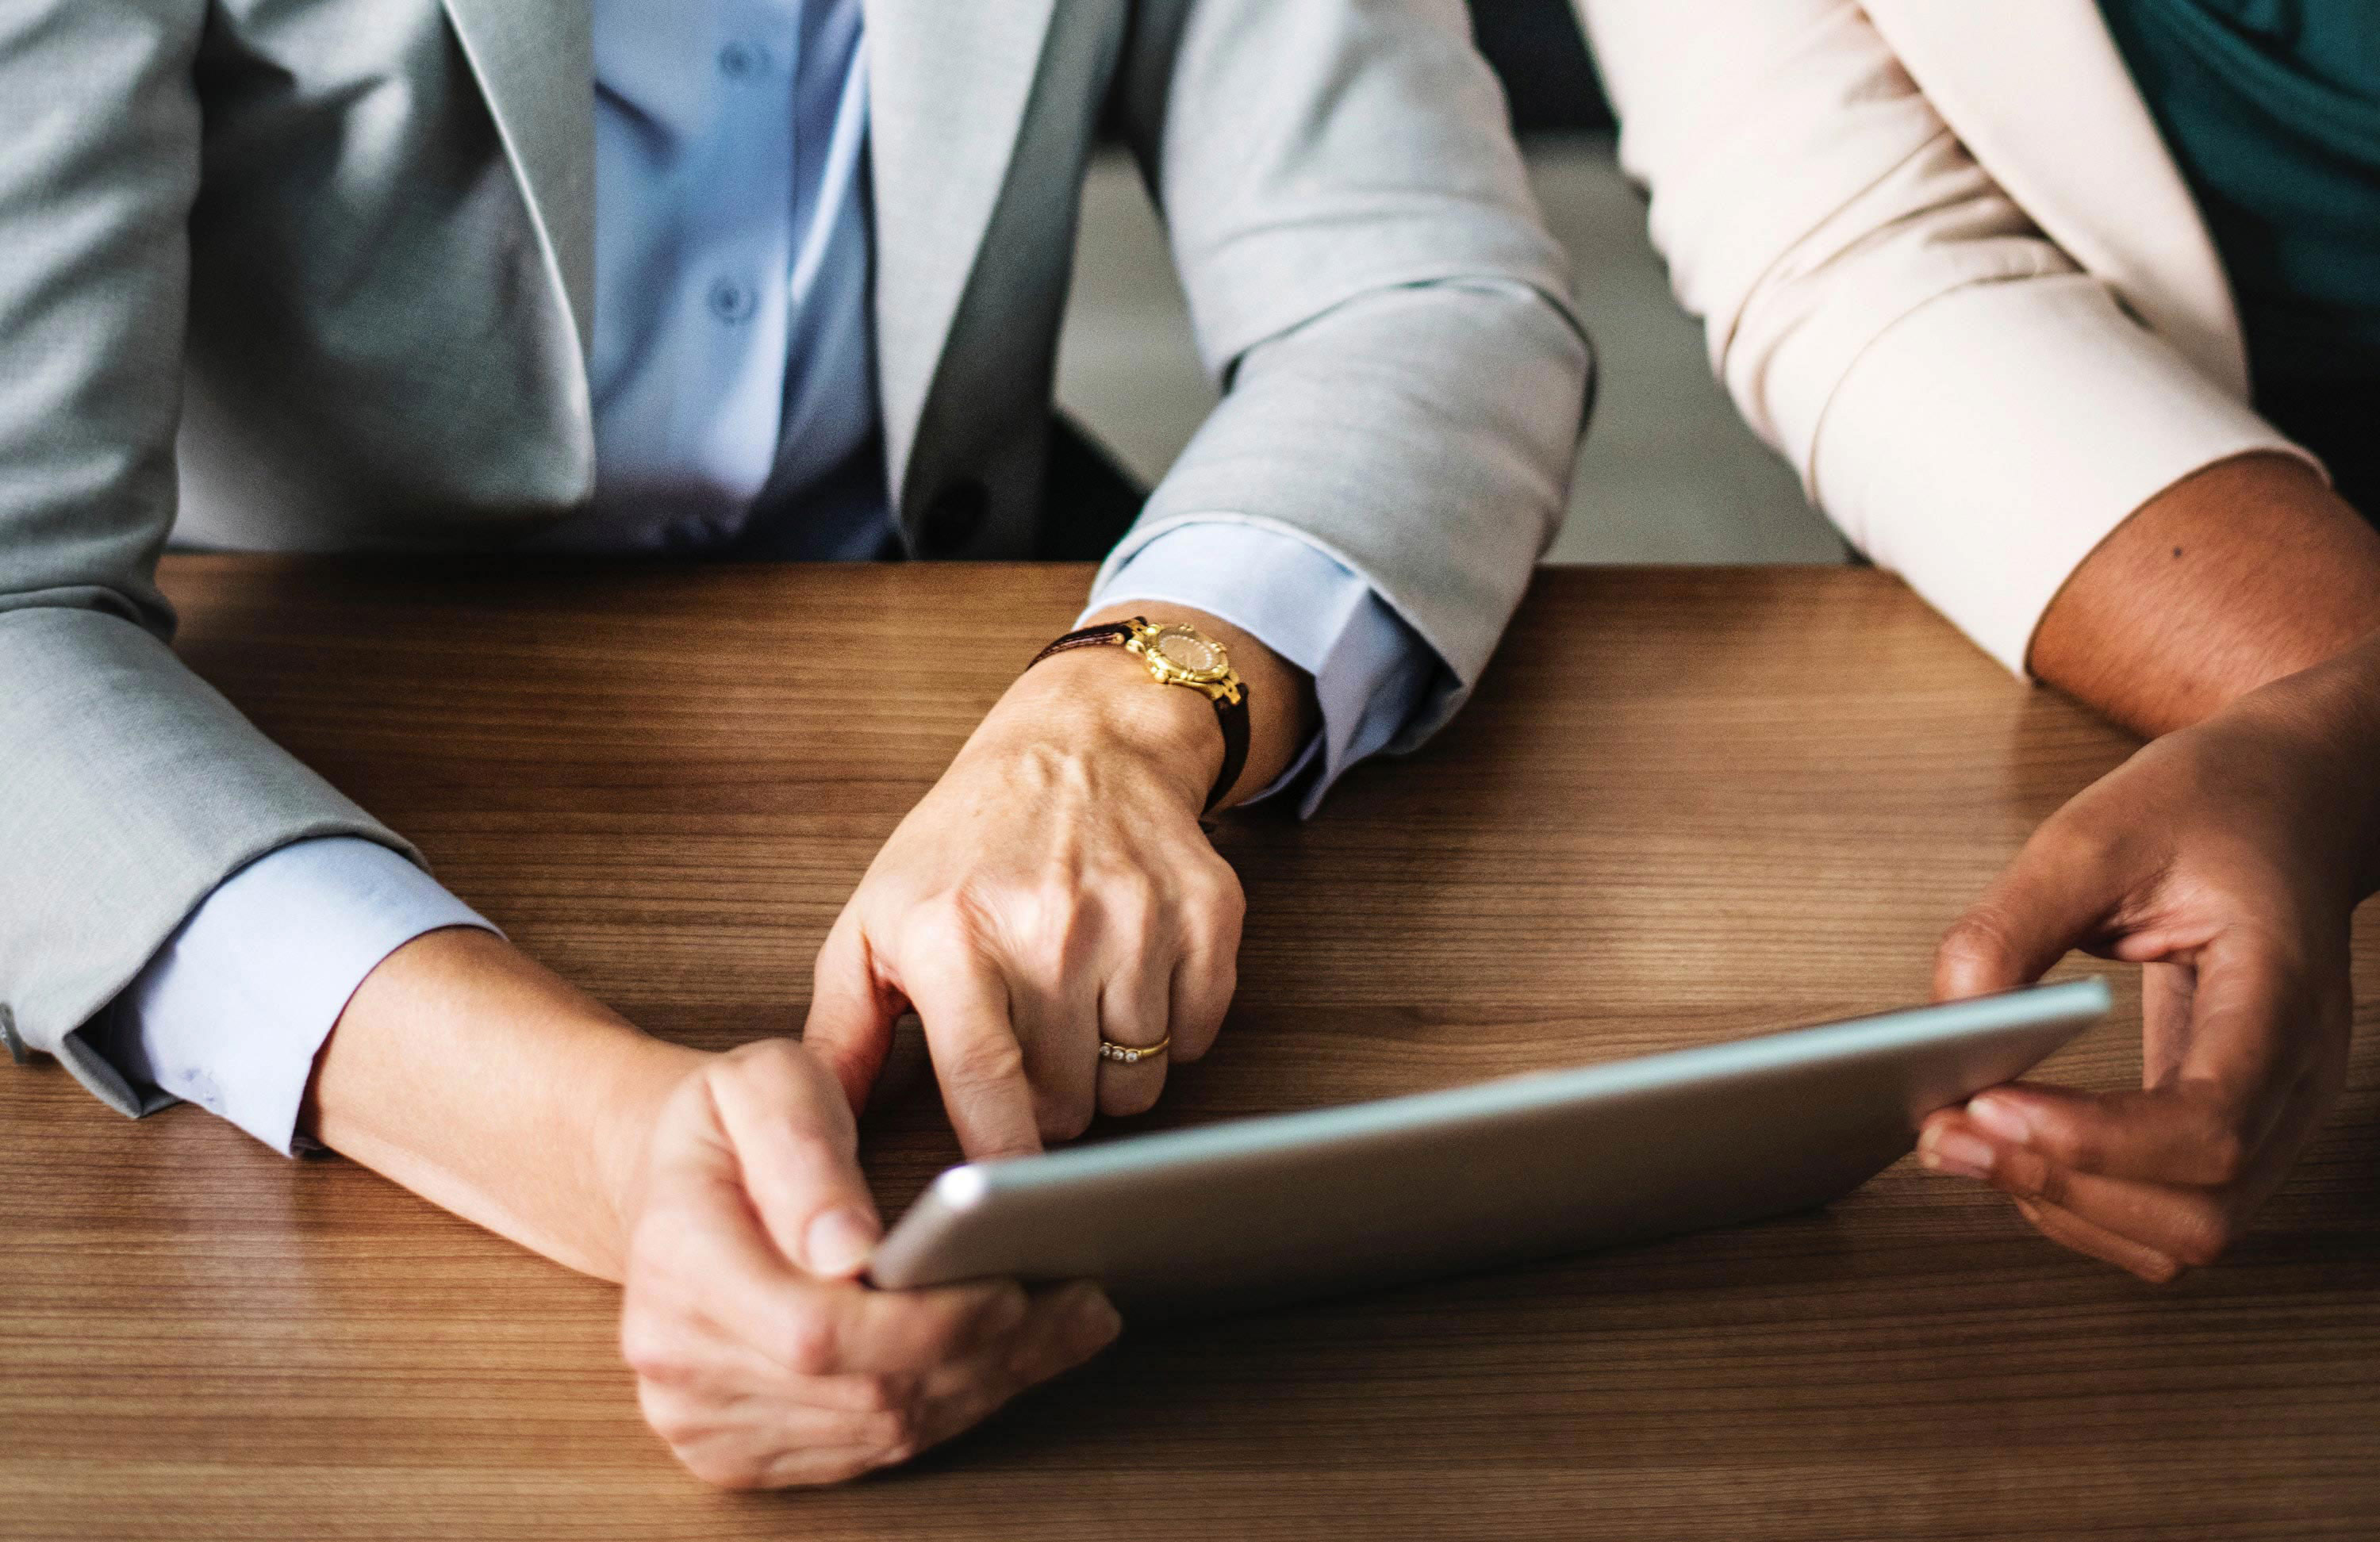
[1917,640,2380,1280]
[804,607,1312,1157]
[618,1039,1121,1487]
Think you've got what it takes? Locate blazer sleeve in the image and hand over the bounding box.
[1572,0,2316,674]
[0,1,413,1111]
[1098,0,1594,751]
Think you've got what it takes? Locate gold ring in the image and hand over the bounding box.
[1098,1035,1170,1067]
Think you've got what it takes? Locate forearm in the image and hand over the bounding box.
[2030,452,2380,737]
[299,927,707,1281]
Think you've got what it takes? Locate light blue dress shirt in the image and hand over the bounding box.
[96,0,1433,1154]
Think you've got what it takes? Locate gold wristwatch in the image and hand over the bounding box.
[1027,617,1250,812]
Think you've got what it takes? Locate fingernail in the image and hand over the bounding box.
[1919,1127,1996,1180]
[1965,1093,2035,1146]
[804,1206,881,1277]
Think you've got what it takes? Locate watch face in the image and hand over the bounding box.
[1146,625,1229,681]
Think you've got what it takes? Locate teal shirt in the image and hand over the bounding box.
[2098,0,2380,506]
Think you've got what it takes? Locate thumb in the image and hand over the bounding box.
[803,907,900,1116]
[707,1040,884,1279]
[1935,817,2138,1002]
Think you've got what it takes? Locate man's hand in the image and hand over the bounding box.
[1917,639,2380,1280]
[618,1040,1120,1487]
[804,606,1315,1156]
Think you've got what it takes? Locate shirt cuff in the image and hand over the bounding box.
[1083,521,1438,816]
[84,838,497,1156]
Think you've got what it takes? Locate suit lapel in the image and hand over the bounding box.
[440,0,596,367]
[864,0,1060,500]
[1864,0,2248,393]
[432,0,1056,485]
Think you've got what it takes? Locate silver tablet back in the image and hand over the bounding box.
[869,980,2109,1314]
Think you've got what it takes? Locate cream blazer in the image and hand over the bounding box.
[1576,0,2317,673]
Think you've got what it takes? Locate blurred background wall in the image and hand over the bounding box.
[1054,0,1845,565]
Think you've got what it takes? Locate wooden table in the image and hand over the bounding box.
[6,560,2377,1540]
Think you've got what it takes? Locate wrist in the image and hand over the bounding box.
[306,927,711,1281]
[2317,635,2380,896]
[592,1034,715,1272]
[2236,630,2380,896]
[973,645,1224,814]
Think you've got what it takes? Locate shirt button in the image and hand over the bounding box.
[717,40,770,80]
[707,278,758,325]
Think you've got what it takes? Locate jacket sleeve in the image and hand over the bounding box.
[0,1,413,1114]
[1100,0,1593,751]
[1572,0,2315,674]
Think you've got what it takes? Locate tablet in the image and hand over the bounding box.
[867,978,2109,1314]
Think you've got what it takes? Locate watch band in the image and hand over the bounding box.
[1031,621,1138,662]
[1029,622,1251,813]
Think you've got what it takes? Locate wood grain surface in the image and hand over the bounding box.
[5,558,2376,1540]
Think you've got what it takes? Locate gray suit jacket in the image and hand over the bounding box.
[0,0,1589,1112]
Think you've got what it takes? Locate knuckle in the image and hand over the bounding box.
[1205,864,1248,921]
[948,1033,1030,1097]
[729,1034,803,1071]
[619,1314,682,1382]
[1183,861,1246,930]
[778,1124,850,1177]
[2170,1205,2238,1269]
[722,1035,812,1091]
[843,1372,908,1417]
[812,908,866,972]
[996,876,1084,955]
[2036,1124,2104,1175]
[907,893,990,958]
[857,1406,924,1460]
[635,1381,696,1443]
[2068,821,2132,874]
[973,1279,1030,1339]
[780,1314,839,1378]
[2030,809,2129,876]
[2195,1127,2250,1187]
[1099,882,1156,937]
